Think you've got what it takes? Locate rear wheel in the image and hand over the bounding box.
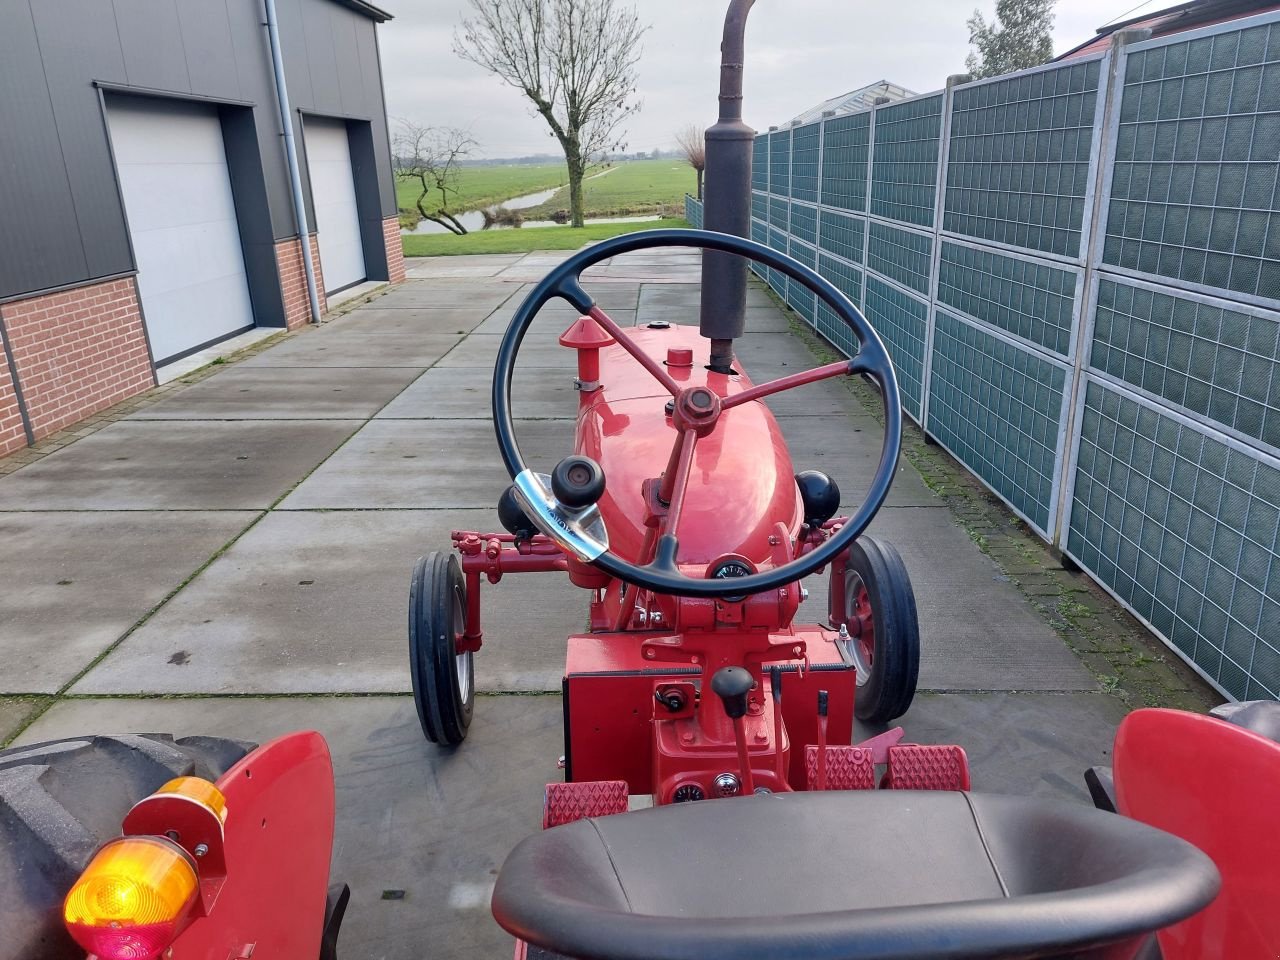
[409,553,474,745]
[835,536,920,724]
[0,734,254,960]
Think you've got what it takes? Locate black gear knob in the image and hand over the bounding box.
[551,455,606,509]
[711,666,754,719]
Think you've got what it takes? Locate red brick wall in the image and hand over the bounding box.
[383,216,407,284]
[275,234,328,330]
[0,339,27,457]
[0,277,154,442]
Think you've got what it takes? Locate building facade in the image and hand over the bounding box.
[0,0,406,456]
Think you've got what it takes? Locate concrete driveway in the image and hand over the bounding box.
[0,249,1215,958]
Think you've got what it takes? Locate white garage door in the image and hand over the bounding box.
[108,98,255,366]
[306,119,367,294]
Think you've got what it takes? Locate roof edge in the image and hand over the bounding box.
[334,0,393,22]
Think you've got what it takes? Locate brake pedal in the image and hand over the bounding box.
[543,780,629,828]
[804,745,875,790]
[882,744,970,791]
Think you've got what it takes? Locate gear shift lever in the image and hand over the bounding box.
[712,666,756,795]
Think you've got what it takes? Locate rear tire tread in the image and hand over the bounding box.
[0,734,254,960]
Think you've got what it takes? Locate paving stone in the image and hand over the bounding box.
[0,421,359,510]
[377,367,580,421]
[871,691,1129,802]
[0,698,45,743]
[128,367,422,419]
[800,506,1095,692]
[0,511,257,692]
[14,695,562,959]
[279,419,574,510]
[71,510,581,694]
[236,331,462,368]
[324,308,492,336]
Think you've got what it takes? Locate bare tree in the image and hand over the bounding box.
[674,124,705,201]
[454,0,647,228]
[393,122,478,235]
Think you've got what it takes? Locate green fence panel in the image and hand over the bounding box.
[930,310,1067,533]
[937,241,1079,356]
[818,209,866,264]
[870,94,944,227]
[867,221,933,295]
[945,60,1100,258]
[1091,277,1280,451]
[1103,21,1280,304]
[752,134,770,192]
[770,129,791,198]
[863,276,928,419]
[789,201,818,245]
[820,112,871,212]
[791,122,821,203]
[1068,379,1280,699]
[815,254,863,358]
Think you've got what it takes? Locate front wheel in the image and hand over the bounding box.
[409,553,474,745]
[834,536,920,725]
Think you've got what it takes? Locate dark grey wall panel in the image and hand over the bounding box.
[28,0,132,282]
[332,10,366,117]
[176,1,241,99]
[301,0,343,114]
[113,0,192,94]
[222,107,287,328]
[357,26,397,216]
[0,0,87,296]
[0,0,393,298]
[222,0,296,239]
[349,121,390,280]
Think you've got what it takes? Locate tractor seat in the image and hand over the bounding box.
[492,790,1218,960]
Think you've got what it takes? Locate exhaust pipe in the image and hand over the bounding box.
[699,0,756,373]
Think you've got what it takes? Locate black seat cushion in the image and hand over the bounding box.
[492,791,1218,960]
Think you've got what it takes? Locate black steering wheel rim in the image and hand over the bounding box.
[492,227,903,598]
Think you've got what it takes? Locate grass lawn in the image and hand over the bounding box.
[523,159,695,219]
[402,217,690,257]
[395,162,567,217]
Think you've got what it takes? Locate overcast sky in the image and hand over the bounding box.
[377,0,1166,159]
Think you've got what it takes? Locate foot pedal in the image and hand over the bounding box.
[882,745,970,791]
[543,780,628,828]
[805,745,875,790]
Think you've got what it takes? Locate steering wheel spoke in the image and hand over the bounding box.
[721,357,859,411]
[587,306,682,397]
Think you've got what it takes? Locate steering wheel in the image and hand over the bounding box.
[494,228,901,598]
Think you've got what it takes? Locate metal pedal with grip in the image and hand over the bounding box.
[543,780,629,828]
[804,745,875,790]
[882,744,971,791]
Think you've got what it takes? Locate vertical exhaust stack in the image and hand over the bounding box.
[699,0,756,373]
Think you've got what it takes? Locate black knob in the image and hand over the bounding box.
[551,456,606,509]
[497,484,537,541]
[796,470,842,529]
[711,666,754,719]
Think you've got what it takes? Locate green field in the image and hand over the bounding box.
[396,158,695,226]
[401,217,690,257]
[523,159,694,219]
[395,162,567,221]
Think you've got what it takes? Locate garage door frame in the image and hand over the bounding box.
[300,114,390,293]
[98,87,285,367]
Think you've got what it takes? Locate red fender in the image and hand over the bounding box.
[1114,708,1279,959]
[167,731,336,959]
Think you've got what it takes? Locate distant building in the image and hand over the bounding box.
[787,81,916,126]
[1057,0,1280,59]
[0,0,405,457]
